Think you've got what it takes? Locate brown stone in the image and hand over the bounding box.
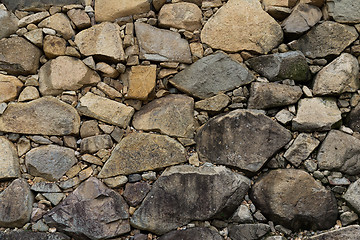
[43,35,66,59]
[0,74,23,103]
[38,13,75,40]
[67,9,91,30]
[126,65,157,100]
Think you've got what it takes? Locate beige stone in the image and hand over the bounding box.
[18,11,49,28]
[18,86,40,102]
[0,136,20,180]
[67,9,90,30]
[97,82,122,99]
[0,74,23,103]
[38,13,75,40]
[126,65,157,100]
[95,62,119,78]
[23,29,43,47]
[195,94,231,112]
[43,35,66,59]
[262,0,297,8]
[0,10,19,39]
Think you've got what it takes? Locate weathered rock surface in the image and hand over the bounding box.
[132,94,194,138]
[0,137,20,180]
[25,145,77,181]
[67,9,90,30]
[126,65,157,100]
[292,97,342,131]
[0,37,41,75]
[195,94,230,112]
[313,53,359,96]
[1,0,83,10]
[0,74,23,103]
[80,134,113,153]
[75,22,125,62]
[170,52,255,99]
[327,0,360,24]
[0,10,19,39]
[159,227,223,240]
[135,22,192,63]
[18,11,49,28]
[317,130,360,175]
[123,182,151,207]
[44,177,130,240]
[77,92,134,128]
[43,35,66,59]
[250,169,338,230]
[289,21,358,58]
[247,82,303,109]
[245,51,310,82]
[346,103,360,132]
[31,182,61,193]
[39,56,100,95]
[196,109,292,173]
[344,179,360,214]
[309,225,360,240]
[38,13,75,40]
[228,224,271,240]
[23,29,43,47]
[98,132,186,178]
[130,165,251,234]
[0,97,80,135]
[0,179,34,228]
[0,230,70,240]
[201,0,283,54]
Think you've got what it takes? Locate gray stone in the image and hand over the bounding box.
[327,0,360,24]
[231,205,254,223]
[309,225,360,240]
[275,109,294,125]
[1,0,83,10]
[0,230,70,240]
[196,109,291,173]
[30,182,61,193]
[44,177,130,240]
[159,227,223,240]
[170,52,255,99]
[25,145,77,181]
[18,11,49,28]
[0,136,20,180]
[346,103,360,132]
[0,10,18,39]
[131,165,251,234]
[42,193,66,206]
[80,134,113,153]
[123,182,151,207]
[228,224,271,240]
[340,212,358,226]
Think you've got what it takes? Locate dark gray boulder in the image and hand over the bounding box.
[0,230,70,240]
[158,227,223,240]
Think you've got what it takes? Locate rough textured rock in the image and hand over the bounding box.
[0,74,23,103]
[43,35,66,59]
[130,165,251,234]
[344,179,360,214]
[247,82,303,109]
[292,97,342,131]
[228,224,271,240]
[289,21,358,58]
[126,65,157,100]
[1,0,83,10]
[201,0,283,54]
[0,230,70,240]
[39,56,100,95]
[123,182,151,207]
[317,130,360,175]
[196,109,292,173]
[170,52,255,99]
[159,227,223,240]
[309,225,360,240]
[133,94,194,138]
[75,22,125,62]
[346,103,360,132]
[313,53,359,96]
[0,10,18,39]
[67,9,90,30]
[44,177,130,240]
[38,13,75,40]
[135,22,192,63]
[0,37,41,75]
[245,51,310,82]
[327,0,360,24]
[0,97,80,135]
[195,94,230,112]
[25,145,77,181]
[250,169,338,230]
[0,179,34,228]
[80,134,113,153]
[77,92,134,128]
[98,132,186,178]
[0,136,20,180]
[23,29,43,47]
[158,3,202,31]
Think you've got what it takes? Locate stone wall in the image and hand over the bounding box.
[0,0,360,239]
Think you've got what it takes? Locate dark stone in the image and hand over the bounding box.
[0,230,70,240]
[309,225,360,240]
[228,224,271,240]
[123,182,151,207]
[159,227,223,240]
[346,103,360,132]
[2,0,84,10]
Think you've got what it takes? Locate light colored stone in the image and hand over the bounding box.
[38,13,75,40]
[327,0,360,24]
[0,74,23,103]
[18,86,40,102]
[80,134,113,153]
[126,65,157,100]
[195,94,230,112]
[344,179,360,215]
[275,109,294,124]
[23,29,43,47]
[67,9,90,30]
[103,175,128,188]
[43,35,66,59]
[0,10,19,39]
[18,11,49,28]
[95,62,119,78]
[0,137,20,180]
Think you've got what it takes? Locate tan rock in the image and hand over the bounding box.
[97,82,122,99]
[43,35,66,59]
[0,136,20,180]
[67,9,90,30]
[195,94,230,112]
[18,11,49,28]
[95,62,119,78]
[38,13,75,40]
[0,74,23,103]
[126,65,157,100]
[23,29,43,47]
[201,0,283,54]
[18,86,40,102]
[0,10,19,39]
[189,42,203,60]
[262,0,297,8]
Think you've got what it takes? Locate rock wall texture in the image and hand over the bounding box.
[0,0,360,239]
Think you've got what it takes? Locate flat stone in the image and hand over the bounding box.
[309,225,360,240]
[0,230,70,240]
[0,179,34,228]
[25,145,77,181]
[135,22,192,63]
[0,136,20,180]
[98,132,187,178]
[67,9,90,30]
[292,97,342,131]
[2,0,83,11]
[0,37,42,75]
[158,3,202,31]
[313,53,359,96]
[130,165,251,235]
[43,35,66,59]
[159,227,223,240]
[327,0,360,24]
[250,169,338,231]
[228,224,271,240]
[0,97,80,135]
[38,13,75,40]
[103,175,128,188]
[289,21,358,58]
[18,11,49,28]
[201,0,283,54]
[0,74,23,103]
[77,92,134,128]
[0,10,19,39]
[123,182,151,207]
[44,177,130,240]
[195,94,230,112]
[75,22,125,62]
[247,82,303,109]
[30,182,61,193]
[80,134,113,153]
[245,51,310,82]
[126,65,157,100]
[39,56,100,95]
[196,109,292,173]
[18,86,40,102]
[132,94,194,138]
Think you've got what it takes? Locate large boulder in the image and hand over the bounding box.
[0,137,20,180]
[159,227,223,240]
[327,0,360,24]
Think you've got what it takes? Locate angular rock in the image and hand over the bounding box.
[130,165,251,234]
[0,74,23,103]
[98,132,186,178]
[31,182,61,193]
[0,37,41,75]
[195,94,230,112]
[38,13,75,40]
[43,193,66,206]
[158,3,202,31]
[275,109,294,125]
[327,0,360,24]
[23,29,43,48]
[313,53,359,96]
[292,97,342,131]
[135,22,192,63]
[309,225,360,240]
[95,0,150,22]
[170,52,255,99]
[289,21,358,58]
[346,103,360,132]
[75,22,125,62]
[0,179,33,228]
[123,182,151,207]
[0,230,70,240]
[0,136,20,180]
[18,11,49,28]
[317,130,360,175]
[247,82,303,109]
[2,0,83,10]
[228,224,271,240]
[201,0,283,54]
[126,65,157,100]
[0,97,80,135]
[18,86,40,102]
[344,179,360,214]
[159,227,223,240]
[245,51,310,82]
[25,145,77,181]
[250,169,338,230]
[80,134,113,153]
[0,10,18,39]
[67,9,91,30]
[44,177,130,240]
[132,94,194,138]
[39,56,100,95]
[43,35,66,59]
[77,92,134,128]
[196,109,292,173]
